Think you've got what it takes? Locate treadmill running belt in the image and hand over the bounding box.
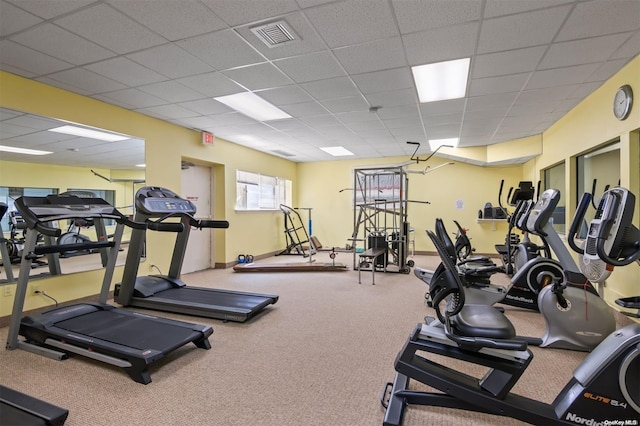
[157,288,274,310]
[55,310,198,350]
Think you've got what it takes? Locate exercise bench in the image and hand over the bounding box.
[358,247,386,284]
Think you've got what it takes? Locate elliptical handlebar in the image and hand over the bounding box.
[567,192,592,254]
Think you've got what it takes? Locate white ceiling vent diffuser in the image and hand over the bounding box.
[251,21,298,48]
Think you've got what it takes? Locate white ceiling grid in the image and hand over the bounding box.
[0,0,638,167]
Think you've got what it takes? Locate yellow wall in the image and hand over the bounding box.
[526,55,640,309]
[1,54,639,318]
[0,71,297,315]
[297,156,523,255]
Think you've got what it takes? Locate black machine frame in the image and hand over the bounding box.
[114,186,278,323]
[5,194,213,384]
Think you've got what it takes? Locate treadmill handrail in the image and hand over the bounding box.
[14,195,146,237]
[149,212,229,230]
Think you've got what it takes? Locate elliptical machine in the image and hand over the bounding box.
[382,186,640,426]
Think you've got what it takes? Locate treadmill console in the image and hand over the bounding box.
[135,187,197,215]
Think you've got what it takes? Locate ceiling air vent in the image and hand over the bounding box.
[251,21,298,48]
[271,149,295,157]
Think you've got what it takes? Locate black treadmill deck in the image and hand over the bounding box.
[129,277,278,322]
[20,303,212,384]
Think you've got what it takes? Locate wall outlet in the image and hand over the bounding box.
[3,286,13,297]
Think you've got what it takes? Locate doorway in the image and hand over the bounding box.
[181,164,212,274]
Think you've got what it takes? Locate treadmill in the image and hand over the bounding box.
[114,186,278,322]
[0,385,68,425]
[5,194,213,384]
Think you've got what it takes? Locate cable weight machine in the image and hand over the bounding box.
[351,165,414,274]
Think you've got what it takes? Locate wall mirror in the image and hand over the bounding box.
[0,107,145,284]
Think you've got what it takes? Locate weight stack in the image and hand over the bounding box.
[367,234,387,267]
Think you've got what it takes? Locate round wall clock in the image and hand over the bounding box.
[613,84,633,121]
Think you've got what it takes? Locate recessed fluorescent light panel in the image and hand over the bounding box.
[320,146,354,157]
[429,138,458,151]
[0,145,52,155]
[412,58,470,103]
[214,92,292,121]
[49,125,129,142]
[136,164,146,168]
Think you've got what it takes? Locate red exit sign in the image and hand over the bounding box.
[202,131,215,145]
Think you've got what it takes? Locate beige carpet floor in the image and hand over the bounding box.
[0,253,630,425]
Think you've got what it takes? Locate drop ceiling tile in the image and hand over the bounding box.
[516,85,579,105]
[346,119,386,131]
[201,0,299,26]
[55,3,166,54]
[403,22,478,65]
[466,92,518,110]
[179,99,233,116]
[235,12,327,60]
[274,51,345,83]
[424,124,460,138]
[337,110,385,123]
[137,104,201,121]
[507,104,555,117]
[42,67,127,95]
[304,0,398,48]
[0,1,42,36]
[380,115,423,129]
[36,76,95,95]
[539,34,630,70]
[388,126,426,139]
[569,82,605,100]
[127,44,214,79]
[300,115,343,129]
[256,86,314,106]
[333,37,406,74]
[6,0,95,20]
[205,112,259,126]
[463,108,507,121]
[97,88,168,109]
[377,105,420,120]
[469,73,529,97]
[423,112,463,126]
[107,0,227,41]
[320,96,369,114]
[85,57,168,87]
[392,0,481,34]
[177,29,265,70]
[11,24,116,65]
[525,63,601,89]
[137,80,206,103]
[419,98,465,116]
[365,88,416,108]
[177,72,244,98]
[279,101,329,117]
[477,5,572,54]
[483,0,572,18]
[300,77,360,100]
[556,0,640,42]
[585,59,628,83]
[352,67,414,95]
[0,40,71,75]
[223,63,293,90]
[611,31,640,59]
[473,46,546,78]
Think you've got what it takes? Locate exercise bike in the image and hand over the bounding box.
[382,186,640,426]
[418,189,616,351]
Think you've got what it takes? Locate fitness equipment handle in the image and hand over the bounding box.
[196,219,229,229]
[147,221,185,232]
[567,192,591,254]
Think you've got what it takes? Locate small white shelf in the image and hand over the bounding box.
[476,218,506,230]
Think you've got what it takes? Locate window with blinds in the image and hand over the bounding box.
[236,170,291,211]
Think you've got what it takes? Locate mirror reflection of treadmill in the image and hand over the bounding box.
[114,186,278,323]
